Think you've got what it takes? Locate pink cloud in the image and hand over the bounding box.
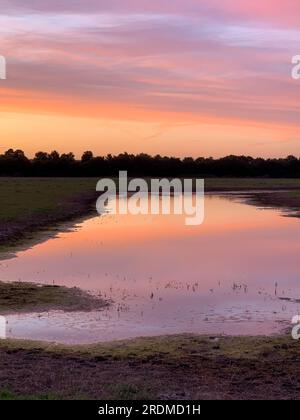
[3,0,300,28]
[1,0,300,134]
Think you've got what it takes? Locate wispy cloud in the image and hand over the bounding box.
[1,0,300,157]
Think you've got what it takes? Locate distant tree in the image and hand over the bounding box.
[60,152,75,162]
[0,149,30,175]
[49,150,60,161]
[34,151,49,162]
[81,151,94,162]
[0,149,300,177]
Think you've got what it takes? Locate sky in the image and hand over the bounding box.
[0,0,300,158]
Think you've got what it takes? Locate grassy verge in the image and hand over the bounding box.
[0,177,97,251]
[0,334,299,400]
[204,177,300,191]
[0,390,61,400]
[0,178,97,222]
[0,281,108,314]
[1,177,300,251]
[2,177,300,227]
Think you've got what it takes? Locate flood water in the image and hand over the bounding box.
[1,193,300,343]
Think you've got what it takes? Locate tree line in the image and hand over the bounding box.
[1,149,300,177]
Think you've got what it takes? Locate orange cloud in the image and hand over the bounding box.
[1,1,300,157]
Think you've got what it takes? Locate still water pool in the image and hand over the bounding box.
[1,194,300,343]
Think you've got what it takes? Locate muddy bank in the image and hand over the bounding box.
[1,178,300,253]
[0,191,97,250]
[0,334,299,400]
[0,281,108,314]
[245,190,300,218]
[2,189,300,254]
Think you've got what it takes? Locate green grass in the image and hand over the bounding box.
[0,333,297,362]
[0,389,61,400]
[204,177,300,190]
[0,177,98,251]
[105,383,155,400]
[74,334,300,361]
[0,334,299,400]
[0,385,152,400]
[1,176,300,254]
[0,177,96,222]
[0,281,108,314]
[1,177,300,223]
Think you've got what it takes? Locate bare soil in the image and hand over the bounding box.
[0,334,299,400]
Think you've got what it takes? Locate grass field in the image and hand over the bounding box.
[0,390,60,400]
[0,178,96,222]
[0,178,97,250]
[0,281,108,314]
[205,177,300,191]
[1,176,300,252]
[0,334,299,400]
[1,177,300,223]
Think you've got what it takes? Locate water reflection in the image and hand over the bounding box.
[1,194,300,343]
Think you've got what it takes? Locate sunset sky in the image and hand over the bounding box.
[0,0,300,158]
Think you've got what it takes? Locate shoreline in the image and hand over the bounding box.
[0,191,98,252]
[0,333,298,400]
[1,178,300,253]
[1,178,300,400]
[0,281,109,315]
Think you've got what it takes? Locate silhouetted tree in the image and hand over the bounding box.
[1,149,300,177]
[81,151,94,162]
